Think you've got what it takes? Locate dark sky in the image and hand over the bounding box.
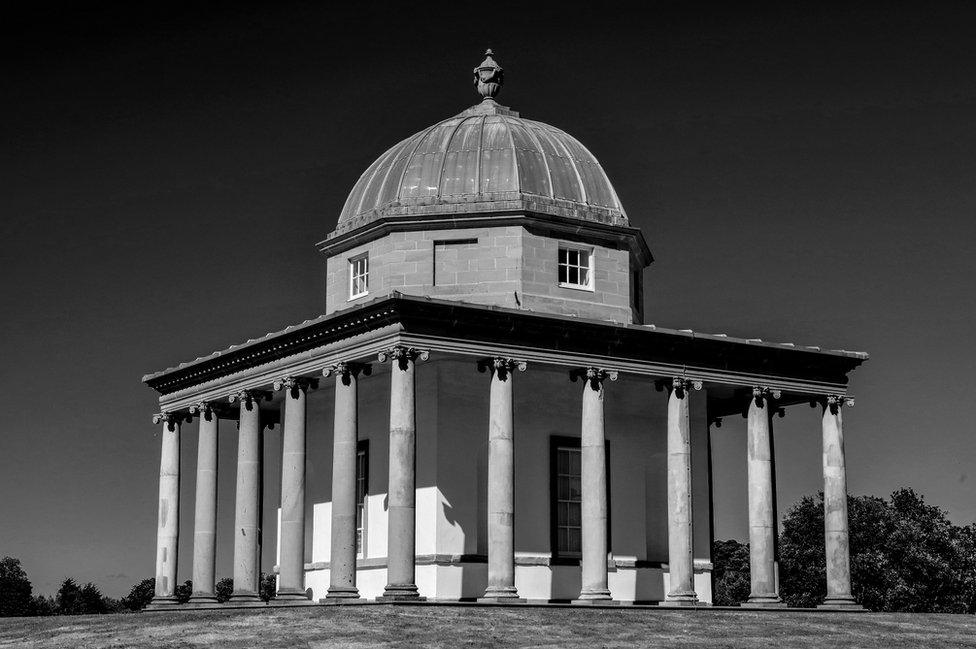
[3,2,976,597]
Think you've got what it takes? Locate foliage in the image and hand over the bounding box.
[260,573,277,602]
[0,557,34,617]
[215,578,234,603]
[28,595,56,616]
[54,578,112,615]
[175,580,193,605]
[779,489,976,612]
[711,539,750,606]
[122,578,155,611]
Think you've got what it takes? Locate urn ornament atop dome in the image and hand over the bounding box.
[474,49,503,99]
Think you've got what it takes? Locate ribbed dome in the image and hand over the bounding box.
[334,100,628,235]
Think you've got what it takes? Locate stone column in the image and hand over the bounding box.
[324,362,369,600]
[188,403,219,603]
[664,377,701,605]
[743,387,785,607]
[148,412,186,608]
[273,377,317,600]
[571,367,617,603]
[229,389,268,602]
[378,345,428,601]
[479,357,527,602]
[818,395,862,609]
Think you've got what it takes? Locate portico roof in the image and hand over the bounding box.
[143,293,867,398]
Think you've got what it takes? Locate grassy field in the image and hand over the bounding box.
[1,604,974,648]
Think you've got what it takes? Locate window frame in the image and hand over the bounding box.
[348,253,369,300]
[557,243,595,292]
[549,435,611,564]
[356,439,369,558]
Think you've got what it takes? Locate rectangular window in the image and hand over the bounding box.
[558,245,593,290]
[554,443,583,557]
[356,440,369,556]
[349,253,369,299]
[550,436,610,561]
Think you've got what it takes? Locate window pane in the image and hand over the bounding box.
[579,267,589,287]
[568,528,581,553]
[568,502,581,526]
[558,247,568,265]
[568,266,578,285]
[558,264,567,284]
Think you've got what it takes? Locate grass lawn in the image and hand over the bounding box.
[1,604,974,648]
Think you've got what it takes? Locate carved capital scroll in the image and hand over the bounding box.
[477,357,527,382]
[152,411,191,431]
[654,376,703,399]
[378,345,429,371]
[570,366,619,391]
[228,389,271,411]
[273,376,320,398]
[810,394,854,415]
[322,361,372,386]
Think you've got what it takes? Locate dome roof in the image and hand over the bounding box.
[333,52,627,237]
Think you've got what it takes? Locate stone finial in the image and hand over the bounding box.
[477,357,527,381]
[474,49,504,100]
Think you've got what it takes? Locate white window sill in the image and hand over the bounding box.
[348,292,369,302]
[557,282,595,293]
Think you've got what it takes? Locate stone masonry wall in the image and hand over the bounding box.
[324,223,635,323]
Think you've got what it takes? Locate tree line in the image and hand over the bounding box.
[3,487,976,615]
[0,562,277,617]
[713,488,976,612]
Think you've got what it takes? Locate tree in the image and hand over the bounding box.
[711,539,750,606]
[779,489,976,612]
[175,580,193,605]
[215,578,233,603]
[0,556,33,617]
[121,578,155,612]
[55,579,111,615]
[260,573,276,602]
[29,595,56,616]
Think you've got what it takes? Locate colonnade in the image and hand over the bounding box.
[148,347,857,608]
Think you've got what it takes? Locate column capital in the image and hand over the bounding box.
[152,411,191,430]
[477,357,527,381]
[570,366,618,390]
[751,385,781,407]
[655,377,702,399]
[378,345,429,370]
[228,389,272,411]
[188,401,231,422]
[810,394,855,414]
[273,376,320,397]
[323,362,372,385]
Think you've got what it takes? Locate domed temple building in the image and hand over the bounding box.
[143,52,866,609]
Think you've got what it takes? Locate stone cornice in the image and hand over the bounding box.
[316,209,653,267]
[144,294,866,407]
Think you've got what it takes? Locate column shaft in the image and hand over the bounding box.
[328,370,361,599]
[576,376,611,601]
[482,364,519,601]
[231,400,262,601]
[665,385,698,604]
[820,400,860,608]
[151,418,181,606]
[381,354,422,600]
[278,385,308,599]
[190,412,218,602]
[744,394,783,606]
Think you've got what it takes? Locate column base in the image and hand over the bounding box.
[228,591,263,603]
[187,593,219,605]
[478,586,525,604]
[818,596,864,611]
[572,589,615,604]
[741,595,786,608]
[325,586,361,600]
[144,595,180,610]
[377,583,425,602]
[275,589,311,601]
[663,593,701,606]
